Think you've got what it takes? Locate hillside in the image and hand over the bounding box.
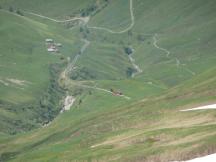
[0,0,216,161]
[0,10,84,134]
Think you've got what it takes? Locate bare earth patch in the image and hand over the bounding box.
[61,96,76,112]
[6,78,31,86]
[0,79,9,86]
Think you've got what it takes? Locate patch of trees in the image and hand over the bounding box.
[0,98,40,134]
[64,21,76,29]
[80,26,90,39]
[38,63,65,124]
[92,2,109,16]
[137,34,145,42]
[0,59,65,135]
[16,10,24,16]
[0,103,39,135]
[8,6,24,16]
[124,47,133,55]
[9,6,13,12]
[80,27,84,33]
[72,88,83,96]
[80,0,109,17]
[70,67,97,80]
[126,67,137,77]
[0,151,20,162]
[60,56,65,60]
[81,4,98,17]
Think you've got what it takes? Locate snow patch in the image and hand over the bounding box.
[180,104,216,112]
[173,153,216,162]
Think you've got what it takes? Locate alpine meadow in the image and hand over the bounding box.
[0,0,216,162]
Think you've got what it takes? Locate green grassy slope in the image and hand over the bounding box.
[0,0,216,161]
[0,0,95,18]
[131,0,216,86]
[0,10,83,134]
[74,41,133,80]
[87,0,216,86]
[88,0,131,31]
[1,68,216,162]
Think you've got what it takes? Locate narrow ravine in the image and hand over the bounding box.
[61,96,76,113]
[128,48,143,77]
[59,38,90,113]
[59,34,131,114]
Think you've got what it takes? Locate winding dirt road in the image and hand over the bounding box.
[24,11,89,23]
[72,83,131,100]
[153,34,170,58]
[60,38,131,100]
[23,0,140,80]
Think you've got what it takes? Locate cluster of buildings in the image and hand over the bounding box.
[45,39,62,53]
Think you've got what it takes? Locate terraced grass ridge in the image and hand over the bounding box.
[0,0,216,161]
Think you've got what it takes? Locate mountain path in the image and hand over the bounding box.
[153,34,170,57]
[72,83,131,100]
[23,11,90,23]
[23,0,133,34]
[60,38,131,100]
[22,0,141,79]
[153,34,196,76]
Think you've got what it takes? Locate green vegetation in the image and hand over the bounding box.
[0,10,80,134]
[70,66,97,80]
[0,0,216,161]
[124,47,133,55]
[15,9,23,16]
[126,67,136,77]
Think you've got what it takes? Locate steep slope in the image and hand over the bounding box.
[88,0,216,86]
[0,10,83,134]
[1,67,216,162]
[0,0,216,162]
